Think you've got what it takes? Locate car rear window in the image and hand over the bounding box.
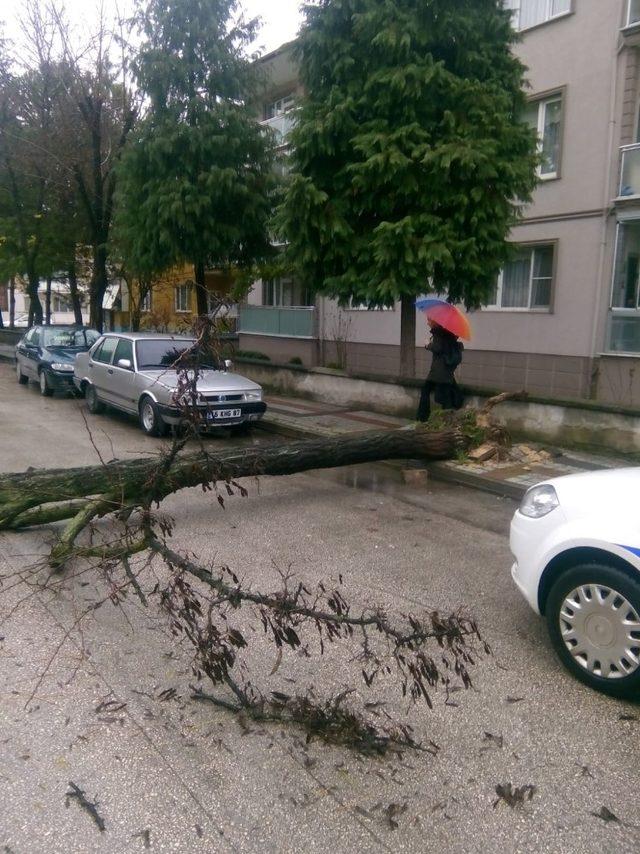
[43,328,99,348]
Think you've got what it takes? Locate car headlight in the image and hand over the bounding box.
[519,484,559,519]
[51,363,74,372]
[246,391,263,401]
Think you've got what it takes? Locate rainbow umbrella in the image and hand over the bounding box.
[415,297,472,341]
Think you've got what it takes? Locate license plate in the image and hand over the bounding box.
[206,408,242,421]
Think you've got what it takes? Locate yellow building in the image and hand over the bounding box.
[112,265,236,332]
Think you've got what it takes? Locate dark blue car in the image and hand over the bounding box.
[15,325,100,396]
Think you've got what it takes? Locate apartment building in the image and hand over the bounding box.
[239,1,640,407]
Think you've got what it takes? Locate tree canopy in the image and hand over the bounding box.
[114,0,277,316]
[278,0,539,372]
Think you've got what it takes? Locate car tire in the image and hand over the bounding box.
[16,361,28,385]
[85,384,105,414]
[39,369,54,397]
[138,396,167,437]
[546,563,640,698]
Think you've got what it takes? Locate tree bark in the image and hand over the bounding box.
[27,270,43,326]
[68,263,84,325]
[0,426,458,532]
[195,261,208,317]
[90,244,108,331]
[399,294,416,379]
[45,276,52,325]
[9,277,15,328]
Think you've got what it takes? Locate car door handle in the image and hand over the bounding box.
[107,369,113,374]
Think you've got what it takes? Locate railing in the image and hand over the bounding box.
[627,0,640,27]
[261,113,295,147]
[238,305,315,338]
[619,144,640,197]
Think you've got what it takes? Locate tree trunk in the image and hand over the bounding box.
[0,426,458,531]
[195,261,208,317]
[9,277,15,328]
[90,244,108,331]
[68,264,84,326]
[27,270,43,326]
[399,294,416,379]
[45,276,52,325]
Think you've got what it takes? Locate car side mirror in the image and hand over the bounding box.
[117,358,132,370]
[224,359,233,371]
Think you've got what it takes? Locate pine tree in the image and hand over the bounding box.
[278,0,538,375]
[114,0,276,316]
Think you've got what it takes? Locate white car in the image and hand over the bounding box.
[511,468,640,697]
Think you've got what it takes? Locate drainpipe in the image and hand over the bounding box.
[588,25,625,397]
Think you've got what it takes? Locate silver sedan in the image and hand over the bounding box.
[73,332,266,436]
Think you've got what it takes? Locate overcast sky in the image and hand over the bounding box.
[2,0,305,56]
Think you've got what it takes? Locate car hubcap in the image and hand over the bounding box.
[142,403,155,431]
[559,584,640,679]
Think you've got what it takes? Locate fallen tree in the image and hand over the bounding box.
[1,391,519,748]
[0,393,522,569]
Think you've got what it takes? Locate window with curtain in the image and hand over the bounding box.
[611,222,640,310]
[505,0,571,31]
[524,94,563,179]
[263,277,313,307]
[487,245,555,310]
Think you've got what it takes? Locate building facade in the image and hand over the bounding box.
[239,1,640,407]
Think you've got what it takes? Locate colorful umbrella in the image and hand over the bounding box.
[415,297,472,341]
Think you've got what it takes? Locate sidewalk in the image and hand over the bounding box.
[260,394,626,499]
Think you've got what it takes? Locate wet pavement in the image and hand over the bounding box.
[2,361,640,853]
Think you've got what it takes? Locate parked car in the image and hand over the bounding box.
[73,332,267,436]
[15,325,100,396]
[510,468,640,698]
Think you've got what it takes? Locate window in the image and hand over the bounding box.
[505,0,571,31]
[487,244,555,310]
[627,0,640,28]
[113,338,134,368]
[263,277,313,307]
[93,336,118,364]
[140,290,151,312]
[524,94,563,179]
[175,284,191,313]
[264,93,295,121]
[347,299,394,311]
[52,293,71,313]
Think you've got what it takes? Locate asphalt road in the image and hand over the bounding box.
[1,361,639,853]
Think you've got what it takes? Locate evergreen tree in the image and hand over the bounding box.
[114,0,276,316]
[279,0,538,375]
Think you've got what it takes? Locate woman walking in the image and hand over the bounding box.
[416,320,464,422]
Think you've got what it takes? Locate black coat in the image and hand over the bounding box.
[426,327,463,384]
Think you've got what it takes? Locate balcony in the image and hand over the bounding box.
[238,305,316,338]
[261,113,295,147]
[618,144,640,200]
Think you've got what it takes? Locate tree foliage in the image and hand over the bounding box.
[278,0,538,313]
[114,0,276,316]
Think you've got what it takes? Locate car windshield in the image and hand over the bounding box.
[43,328,100,349]
[136,339,220,371]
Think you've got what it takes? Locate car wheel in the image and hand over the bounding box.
[39,369,54,397]
[85,384,105,414]
[16,361,28,385]
[139,397,167,437]
[546,563,640,698]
